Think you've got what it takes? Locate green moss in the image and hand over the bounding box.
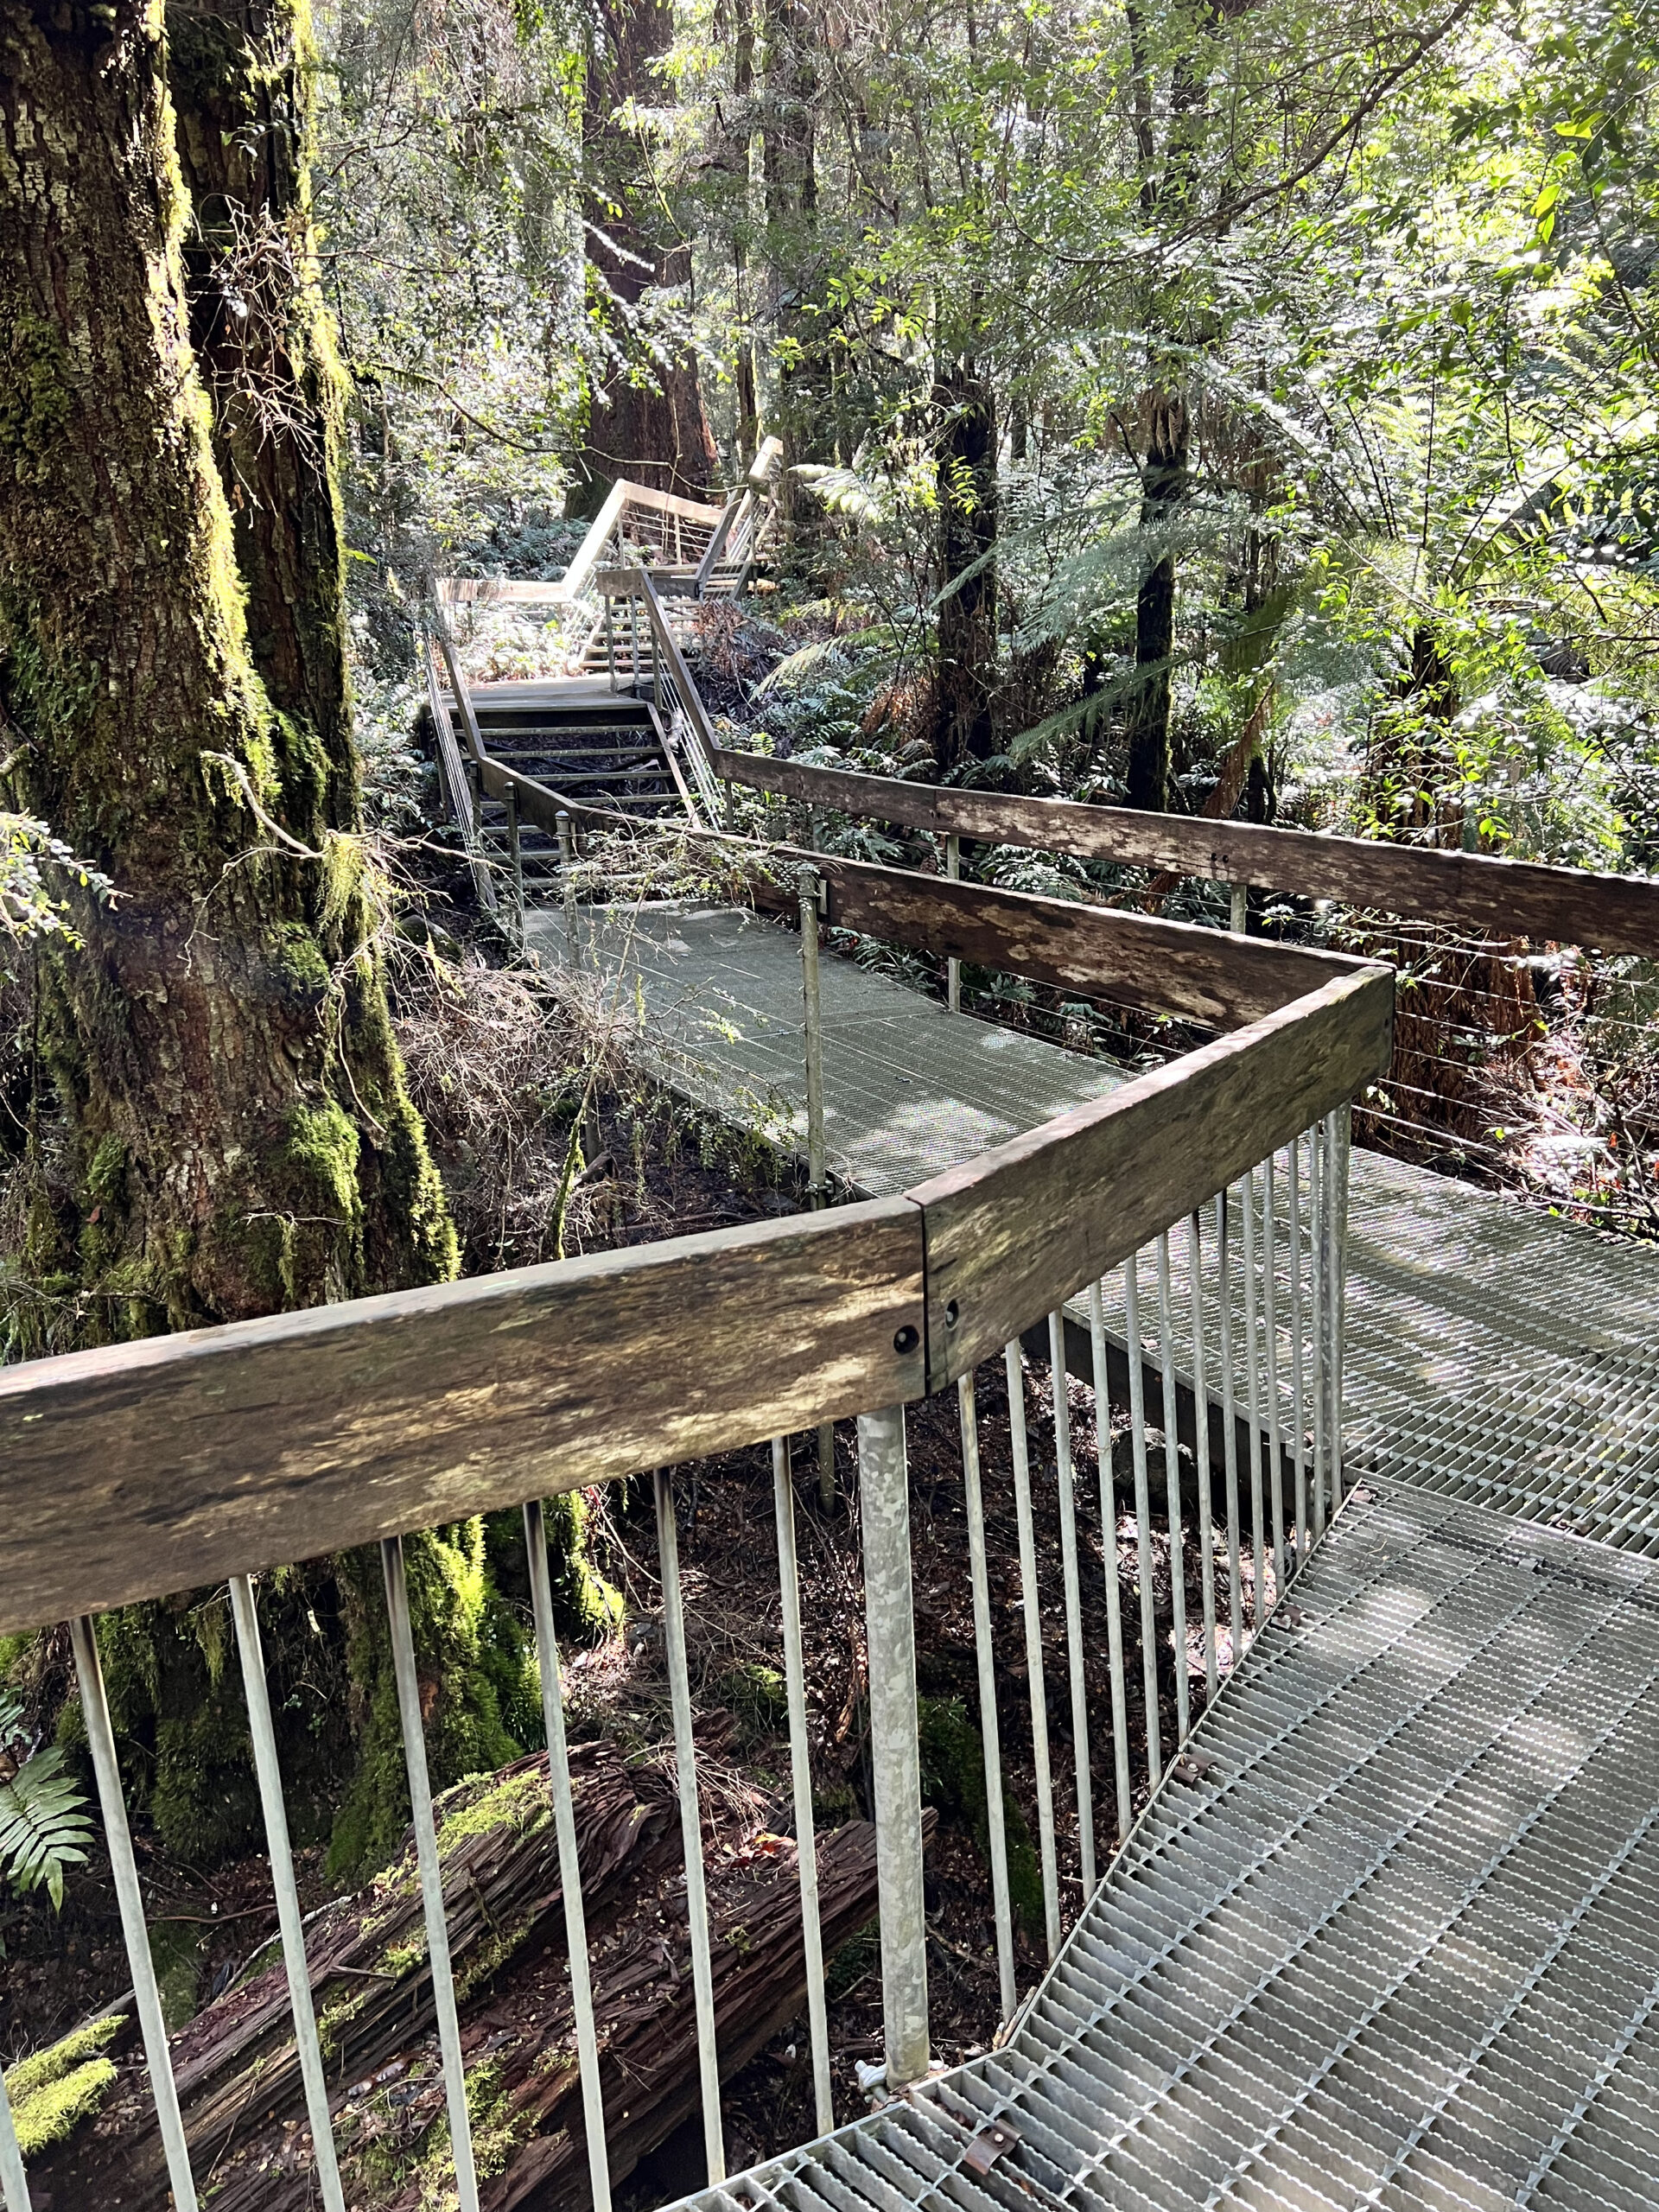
[720,1662,788,1745]
[4,2013,123,2158]
[0,313,73,483]
[918,1695,1045,1937]
[327,1525,531,1880]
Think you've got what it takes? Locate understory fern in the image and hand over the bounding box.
[0,1692,93,1910]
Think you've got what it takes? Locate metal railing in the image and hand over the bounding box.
[0,894,1388,2210]
[713,747,1659,1231]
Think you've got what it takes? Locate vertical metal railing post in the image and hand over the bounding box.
[505,786,525,946]
[1262,1154,1287,1596]
[1287,1135,1310,1567]
[1309,1122,1329,1543]
[1048,1311,1096,1895]
[1215,1191,1245,1666]
[855,1405,931,2088]
[1240,1165,1268,1630]
[380,1539,481,2212]
[603,595,617,691]
[652,1471,726,2182]
[957,1376,1017,2018]
[1122,1259,1163,1789]
[798,866,836,1508]
[1005,1343,1061,1956]
[1327,1104,1351,1501]
[0,2069,29,2212]
[946,832,961,1014]
[1153,1237,1190,1747]
[68,1615,200,2212]
[1186,1214,1219,1707]
[1087,1282,1134,1845]
[523,1501,613,2212]
[557,808,582,973]
[769,1440,834,2134]
[228,1576,346,2212]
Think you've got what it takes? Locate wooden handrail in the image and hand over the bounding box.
[715,747,1659,960]
[0,930,1389,1633]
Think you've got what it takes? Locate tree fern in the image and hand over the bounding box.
[0,1694,93,1910]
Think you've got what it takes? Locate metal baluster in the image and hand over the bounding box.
[380,1538,481,2212]
[1262,1153,1287,1599]
[1186,1214,1219,1707]
[957,1376,1016,2018]
[228,1576,346,2212]
[946,832,961,1014]
[1240,1166,1268,1632]
[1215,1191,1245,1669]
[1005,1342,1060,1957]
[856,1407,930,2088]
[1047,1312,1096,1894]
[1328,1105,1351,1503]
[1087,1281,1134,1845]
[1122,1257,1163,1790]
[505,785,525,946]
[1318,1123,1336,1539]
[652,1471,725,2180]
[1288,1135,1309,1569]
[68,1615,200,2212]
[769,1441,834,2133]
[0,2067,29,2212]
[1153,1236,1190,1746]
[524,1501,613,2212]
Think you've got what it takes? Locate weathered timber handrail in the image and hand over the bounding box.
[0,809,1389,1637]
[474,756,1376,1029]
[0,954,1389,1633]
[715,747,1659,960]
[0,1202,927,1636]
[917,965,1392,1383]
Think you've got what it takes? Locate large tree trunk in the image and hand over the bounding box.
[579,0,718,507]
[0,0,455,1348]
[1124,387,1188,811]
[934,358,999,771]
[165,0,353,818]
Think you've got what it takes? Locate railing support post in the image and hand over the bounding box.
[946,833,961,1012]
[856,1404,931,2089]
[506,786,524,946]
[799,866,836,1506]
[0,2067,29,2212]
[557,809,582,973]
[1230,878,1248,934]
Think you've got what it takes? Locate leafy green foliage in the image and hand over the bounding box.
[0,1691,93,1910]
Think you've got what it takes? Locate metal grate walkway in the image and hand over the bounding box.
[535,900,1659,1551]
[684,1488,1659,2212]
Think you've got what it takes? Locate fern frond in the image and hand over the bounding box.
[0,1745,95,1910]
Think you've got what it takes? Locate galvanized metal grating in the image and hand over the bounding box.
[546,905,1659,1547]
[685,1490,1659,2212]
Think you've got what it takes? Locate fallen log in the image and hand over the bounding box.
[25,1736,903,2210]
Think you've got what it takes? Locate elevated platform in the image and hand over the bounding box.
[534,899,1659,1551]
[691,1486,1659,2212]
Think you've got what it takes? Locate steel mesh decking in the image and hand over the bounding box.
[542,901,1659,1545]
[683,1490,1659,2212]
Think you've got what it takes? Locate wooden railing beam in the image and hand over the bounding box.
[716,749,1659,961]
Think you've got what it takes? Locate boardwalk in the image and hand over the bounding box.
[531,898,1659,1550]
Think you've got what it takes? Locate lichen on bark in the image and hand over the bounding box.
[0,0,456,1345]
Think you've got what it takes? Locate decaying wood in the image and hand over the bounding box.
[717,748,1659,960]
[28,1741,899,2212]
[915,967,1395,1387]
[0,1199,926,1637]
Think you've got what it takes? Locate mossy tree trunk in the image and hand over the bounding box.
[934,354,999,771]
[0,0,456,1351]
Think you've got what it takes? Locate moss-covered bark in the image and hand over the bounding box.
[0,0,455,1345]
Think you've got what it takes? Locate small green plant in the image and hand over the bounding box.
[0,1690,94,1910]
